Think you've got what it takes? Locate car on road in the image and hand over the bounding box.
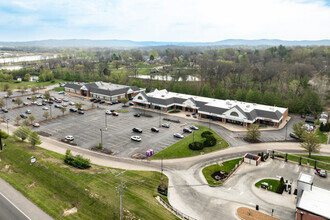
[20,114,28,119]
[183,128,193,133]
[69,108,77,112]
[12,98,16,102]
[65,135,74,141]
[112,112,119,116]
[151,127,159,132]
[131,136,141,142]
[316,169,327,177]
[32,123,40,127]
[42,106,49,110]
[190,126,199,130]
[25,110,32,114]
[69,102,75,106]
[162,123,170,128]
[1,108,8,113]
[78,110,84,115]
[132,128,143,133]
[134,113,141,117]
[173,133,184,139]
[105,110,112,115]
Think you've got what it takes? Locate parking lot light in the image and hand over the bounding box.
[6,119,9,134]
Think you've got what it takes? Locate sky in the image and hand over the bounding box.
[0,0,330,42]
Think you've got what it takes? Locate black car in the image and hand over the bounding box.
[289,132,300,140]
[48,101,54,104]
[78,110,84,114]
[99,101,105,104]
[69,108,78,112]
[112,101,119,104]
[54,104,61,108]
[134,113,141,117]
[94,99,101,103]
[132,128,143,133]
[151,127,159,132]
[118,100,122,103]
[129,102,134,106]
[42,102,47,106]
[183,128,193,133]
[20,114,28,119]
[12,98,16,102]
[90,98,96,102]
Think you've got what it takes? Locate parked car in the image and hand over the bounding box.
[173,133,184,139]
[20,114,28,119]
[69,108,77,112]
[32,123,40,127]
[42,102,47,106]
[78,110,84,115]
[162,123,170,128]
[105,110,112,115]
[58,91,65,94]
[190,126,199,130]
[63,98,69,102]
[112,101,119,104]
[31,101,37,105]
[134,113,141,117]
[42,106,48,110]
[94,99,101,103]
[48,101,54,104]
[108,102,113,105]
[129,102,134,106]
[37,102,42,106]
[25,110,32,114]
[2,108,8,113]
[62,103,68,107]
[319,170,327,177]
[99,101,105,104]
[151,127,159,132]
[90,98,96,102]
[112,112,119,116]
[27,96,31,100]
[12,98,16,102]
[55,104,61,108]
[183,128,192,133]
[78,107,84,111]
[132,128,142,133]
[55,99,62,103]
[23,102,28,106]
[65,135,74,141]
[131,136,141,142]
[4,95,8,98]
[289,132,300,140]
[69,102,75,106]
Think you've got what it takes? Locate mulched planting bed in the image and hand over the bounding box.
[36,131,52,137]
[211,170,228,181]
[90,146,114,155]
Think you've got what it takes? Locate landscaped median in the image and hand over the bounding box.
[151,125,229,159]
[255,179,281,193]
[0,136,176,219]
[202,158,242,186]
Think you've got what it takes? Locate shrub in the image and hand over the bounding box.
[169,110,180,113]
[98,142,102,149]
[320,122,330,132]
[203,135,217,147]
[64,149,91,169]
[314,119,320,125]
[201,131,213,138]
[276,177,285,194]
[0,129,9,139]
[189,142,204,150]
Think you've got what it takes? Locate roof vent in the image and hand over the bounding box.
[246,105,250,108]
[161,95,165,97]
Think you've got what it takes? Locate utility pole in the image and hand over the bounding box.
[161,157,163,181]
[100,129,103,147]
[105,114,107,129]
[6,119,9,134]
[159,109,161,127]
[116,170,127,220]
[49,104,52,118]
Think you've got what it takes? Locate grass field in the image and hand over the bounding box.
[275,153,330,170]
[52,86,65,92]
[316,128,328,144]
[0,79,62,90]
[0,137,176,220]
[255,179,280,192]
[151,125,229,159]
[202,158,242,186]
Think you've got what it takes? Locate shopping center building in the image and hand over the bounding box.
[64,82,145,101]
[133,88,288,127]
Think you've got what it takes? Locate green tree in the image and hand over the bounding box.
[31,95,37,103]
[6,89,13,97]
[292,122,306,139]
[234,89,246,101]
[300,132,321,158]
[31,85,37,94]
[20,87,26,96]
[15,97,23,106]
[14,115,21,125]
[22,119,30,126]
[29,131,41,148]
[24,73,31,82]
[246,124,261,141]
[3,83,10,91]
[0,98,5,109]
[43,90,51,100]
[246,89,262,103]
[28,115,36,124]
[74,102,83,110]
[61,107,67,115]
[121,97,129,106]
[43,111,50,120]
[201,83,212,97]
[13,126,31,141]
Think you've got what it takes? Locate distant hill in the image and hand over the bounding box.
[1,39,330,48]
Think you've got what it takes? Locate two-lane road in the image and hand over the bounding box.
[0,193,30,220]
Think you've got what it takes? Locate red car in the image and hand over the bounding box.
[112,112,119,116]
[55,99,62,103]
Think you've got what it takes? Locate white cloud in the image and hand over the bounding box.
[1,0,330,41]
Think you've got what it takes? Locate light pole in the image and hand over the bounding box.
[49,103,52,118]
[6,119,9,134]
[285,119,289,140]
[105,114,108,129]
[100,129,103,147]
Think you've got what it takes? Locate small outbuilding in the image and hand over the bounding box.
[243,153,261,166]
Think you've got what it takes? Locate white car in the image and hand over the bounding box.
[42,106,48,110]
[173,133,184,139]
[58,91,65,94]
[25,110,32,114]
[62,103,68,107]
[162,123,170,128]
[37,102,42,106]
[63,98,69,102]
[190,126,199,130]
[69,102,75,106]
[131,136,141,142]
[105,110,112,115]
[65,135,74,141]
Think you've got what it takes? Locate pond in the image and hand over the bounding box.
[131,74,200,81]
[0,54,58,64]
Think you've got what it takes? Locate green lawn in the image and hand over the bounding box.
[275,153,330,170]
[255,179,280,192]
[0,137,176,220]
[116,109,130,113]
[151,125,229,159]
[202,158,242,186]
[52,87,65,92]
[0,79,63,90]
[316,128,328,144]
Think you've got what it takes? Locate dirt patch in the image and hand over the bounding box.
[131,153,147,159]
[60,139,78,146]
[63,207,78,217]
[37,131,52,137]
[2,164,10,172]
[123,208,140,220]
[90,146,114,155]
[237,207,279,220]
[26,182,36,188]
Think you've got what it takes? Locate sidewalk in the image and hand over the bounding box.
[133,106,291,132]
